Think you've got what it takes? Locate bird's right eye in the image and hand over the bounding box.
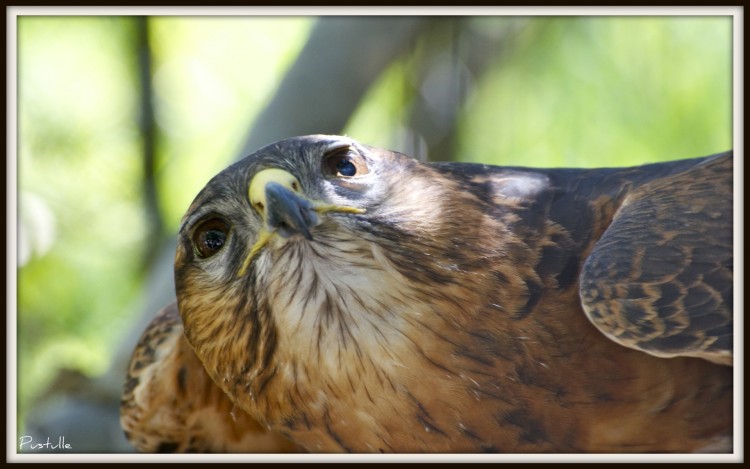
[192,217,231,258]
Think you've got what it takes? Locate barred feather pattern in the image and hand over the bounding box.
[161,136,732,453]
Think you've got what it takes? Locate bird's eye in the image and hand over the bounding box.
[192,217,231,258]
[323,147,369,178]
[337,158,357,177]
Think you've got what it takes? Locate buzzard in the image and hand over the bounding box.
[121,135,733,453]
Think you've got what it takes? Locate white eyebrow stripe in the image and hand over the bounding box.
[180,202,222,233]
[323,137,355,153]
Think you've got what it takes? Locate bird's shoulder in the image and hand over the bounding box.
[120,303,301,453]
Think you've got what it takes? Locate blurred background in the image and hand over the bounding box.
[14,14,734,453]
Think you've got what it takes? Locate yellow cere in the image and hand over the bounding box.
[248,168,303,213]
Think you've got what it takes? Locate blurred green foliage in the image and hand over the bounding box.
[16,16,312,425]
[458,16,732,167]
[18,17,143,426]
[15,15,732,430]
[348,16,732,165]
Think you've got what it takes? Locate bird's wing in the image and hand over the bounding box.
[579,152,733,365]
[120,302,301,453]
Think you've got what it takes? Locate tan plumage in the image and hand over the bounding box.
[120,302,301,453]
[121,135,733,453]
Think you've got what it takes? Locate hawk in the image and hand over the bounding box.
[121,135,733,453]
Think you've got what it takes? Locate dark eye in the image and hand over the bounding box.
[336,158,357,177]
[323,147,369,178]
[192,217,230,258]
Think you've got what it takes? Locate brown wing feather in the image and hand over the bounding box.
[579,152,733,365]
[120,302,302,453]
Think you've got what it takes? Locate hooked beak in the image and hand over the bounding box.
[264,181,318,241]
[237,168,365,276]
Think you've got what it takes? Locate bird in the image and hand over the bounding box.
[120,301,303,453]
[121,135,733,453]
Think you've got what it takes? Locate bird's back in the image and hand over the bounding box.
[427,152,733,452]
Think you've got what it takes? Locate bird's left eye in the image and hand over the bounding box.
[192,217,231,258]
[323,147,369,178]
[336,158,357,177]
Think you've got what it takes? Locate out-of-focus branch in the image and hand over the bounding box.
[405,17,529,163]
[238,16,431,158]
[135,16,164,270]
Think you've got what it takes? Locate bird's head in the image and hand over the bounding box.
[175,135,427,280]
[173,135,532,432]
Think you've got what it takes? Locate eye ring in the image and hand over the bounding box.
[192,217,231,259]
[323,146,369,178]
